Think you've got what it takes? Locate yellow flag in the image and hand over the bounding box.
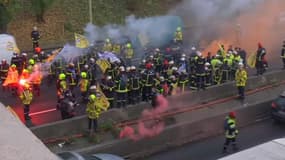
[74,33,89,48]
[218,44,226,58]
[247,52,257,68]
[95,84,110,111]
[96,59,111,73]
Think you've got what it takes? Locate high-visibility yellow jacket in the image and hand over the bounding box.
[86,100,101,119]
[19,90,33,105]
[225,118,238,138]
[175,31,183,41]
[235,69,247,87]
[125,48,134,59]
[79,79,89,92]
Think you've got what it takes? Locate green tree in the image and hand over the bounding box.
[31,0,55,23]
[0,0,21,33]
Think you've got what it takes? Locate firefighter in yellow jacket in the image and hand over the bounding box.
[174,27,183,44]
[235,63,247,100]
[78,72,89,102]
[19,83,33,121]
[86,94,102,135]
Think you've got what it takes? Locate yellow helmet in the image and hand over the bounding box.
[29,59,35,65]
[11,64,16,68]
[126,43,132,48]
[59,73,66,80]
[177,27,182,32]
[89,94,96,101]
[81,72,87,78]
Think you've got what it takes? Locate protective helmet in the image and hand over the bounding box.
[229,112,236,118]
[126,66,131,72]
[106,76,112,80]
[21,53,27,57]
[176,27,182,31]
[33,54,38,58]
[233,51,238,55]
[119,66,125,72]
[89,94,96,101]
[205,62,211,66]
[1,59,7,64]
[181,70,187,74]
[172,66,178,71]
[59,73,66,80]
[69,63,75,67]
[191,47,196,51]
[181,53,186,57]
[81,72,87,78]
[29,59,35,65]
[180,57,186,61]
[22,69,29,74]
[149,55,154,59]
[228,51,233,55]
[35,47,42,53]
[33,26,38,31]
[90,58,95,63]
[105,38,110,43]
[155,48,160,52]
[197,51,202,57]
[126,43,132,48]
[11,64,16,68]
[130,66,136,70]
[90,85,97,90]
[84,64,89,69]
[142,59,146,63]
[169,60,174,65]
[23,83,30,90]
[145,63,152,69]
[40,51,45,55]
[238,62,244,67]
[170,75,176,80]
[159,76,165,81]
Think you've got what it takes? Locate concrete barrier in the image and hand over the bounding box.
[31,70,285,140]
[74,101,272,160]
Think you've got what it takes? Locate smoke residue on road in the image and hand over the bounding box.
[119,95,169,141]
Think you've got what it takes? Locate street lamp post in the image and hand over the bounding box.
[89,0,93,24]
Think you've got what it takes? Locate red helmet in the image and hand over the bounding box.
[35,47,42,53]
[229,112,236,118]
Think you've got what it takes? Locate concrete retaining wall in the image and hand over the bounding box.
[31,70,285,140]
[74,98,272,159]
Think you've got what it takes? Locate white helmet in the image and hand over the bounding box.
[33,26,38,31]
[142,59,146,63]
[149,55,154,59]
[119,66,125,72]
[126,66,131,72]
[191,47,196,51]
[228,51,233,54]
[84,64,89,69]
[197,51,202,57]
[155,48,160,52]
[169,60,174,65]
[180,57,186,61]
[172,67,178,71]
[106,76,112,80]
[205,62,211,66]
[233,51,238,55]
[130,66,136,70]
[170,75,176,80]
[90,85,97,90]
[90,58,95,63]
[159,76,165,81]
[22,53,27,56]
[238,62,244,67]
[181,54,186,57]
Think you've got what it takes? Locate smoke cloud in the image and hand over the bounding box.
[119,95,169,141]
[170,0,285,61]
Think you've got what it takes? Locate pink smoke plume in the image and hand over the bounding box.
[119,95,169,141]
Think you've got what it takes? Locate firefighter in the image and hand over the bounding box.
[168,75,178,95]
[195,51,206,91]
[57,90,76,120]
[157,76,168,97]
[222,54,233,83]
[124,43,134,65]
[205,52,212,63]
[103,38,113,52]
[141,63,155,102]
[6,64,19,96]
[112,43,121,55]
[281,41,285,69]
[66,63,77,92]
[223,112,239,153]
[101,76,115,109]
[34,46,42,56]
[115,66,129,108]
[178,70,189,92]
[174,26,183,45]
[153,48,163,73]
[106,62,116,80]
[231,51,241,80]
[129,66,141,104]
[255,43,266,75]
[88,58,97,85]
[235,63,247,100]
[213,61,223,85]
[78,72,90,102]
[31,26,40,49]
[10,52,23,75]
[189,47,197,74]
[19,83,33,121]
[57,73,68,101]
[205,62,212,87]
[21,53,28,69]
[0,59,9,91]
[27,59,35,73]
[86,94,101,135]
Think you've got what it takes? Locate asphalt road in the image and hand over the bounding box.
[0,57,282,126]
[145,119,285,160]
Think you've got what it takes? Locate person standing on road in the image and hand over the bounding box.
[86,94,101,136]
[31,26,40,49]
[235,63,247,100]
[223,112,239,153]
[19,83,33,121]
[281,41,285,69]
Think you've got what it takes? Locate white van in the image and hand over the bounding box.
[0,34,19,64]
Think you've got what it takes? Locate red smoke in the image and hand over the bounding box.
[119,95,169,141]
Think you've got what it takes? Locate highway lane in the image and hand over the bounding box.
[0,58,282,126]
[144,119,285,160]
